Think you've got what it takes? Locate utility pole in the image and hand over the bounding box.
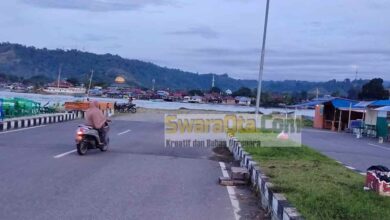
[57,64,62,89]
[355,67,358,81]
[316,88,319,99]
[255,0,271,123]
[87,69,94,98]
[152,79,155,91]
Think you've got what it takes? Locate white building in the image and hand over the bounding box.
[189,96,203,103]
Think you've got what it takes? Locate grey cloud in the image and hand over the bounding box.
[188,47,390,58]
[21,0,173,11]
[187,48,260,56]
[82,34,117,42]
[265,58,351,67]
[339,49,390,57]
[203,57,349,69]
[167,26,219,39]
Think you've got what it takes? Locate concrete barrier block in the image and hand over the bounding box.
[272,193,288,220]
[283,207,302,220]
[231,167,249,180]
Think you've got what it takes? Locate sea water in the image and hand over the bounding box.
[0,91,314,117]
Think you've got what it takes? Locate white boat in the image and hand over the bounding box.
[43,87,86,95]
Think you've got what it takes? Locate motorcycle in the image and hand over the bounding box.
[115,103,137,113]
[75,122,110,155]
[127,103,137,113]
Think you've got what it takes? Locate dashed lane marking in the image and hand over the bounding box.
[118,129,131,136]
[53,150,77,158]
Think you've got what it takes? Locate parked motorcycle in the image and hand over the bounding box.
[127,103,137,113]
[75,122,110,155]
[115,103,137,113]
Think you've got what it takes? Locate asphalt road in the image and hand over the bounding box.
[0,119,238,220]
[302,128,390,172]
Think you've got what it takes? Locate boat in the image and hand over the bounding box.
[43,86,86,95]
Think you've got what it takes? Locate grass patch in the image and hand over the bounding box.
[237,133,390,220]
[302,118,313,127]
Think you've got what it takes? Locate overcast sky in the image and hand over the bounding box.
[0,0,389,81]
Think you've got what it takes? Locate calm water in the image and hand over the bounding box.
[0,91,314,117]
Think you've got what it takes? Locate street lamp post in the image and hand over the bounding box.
[255,0,271,124]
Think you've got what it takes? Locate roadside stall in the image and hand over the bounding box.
[292,97,362,131]
[375,106,390,142]
[315,98,361,131]
[0,99,3,121]
[64,101,114,117]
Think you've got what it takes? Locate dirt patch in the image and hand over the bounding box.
[209,146,235,162]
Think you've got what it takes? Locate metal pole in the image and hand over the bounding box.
[338,110,342,132]
[87,69,94,98]
[348,103,352,129]
[56,64,62,95]
[57,64,62,89]
[255,0,271,124]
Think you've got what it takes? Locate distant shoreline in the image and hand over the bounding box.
[0,91,315,117]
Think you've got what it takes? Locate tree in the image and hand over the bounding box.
[331,90,341,97]
[358,78,389,100]
[300,91,308,100]
[210,86,221,94]
[232,87,252,97]
[188,89,204,96]
[28,75,52,86]
[66,77,80,86]
[347,86,360,100]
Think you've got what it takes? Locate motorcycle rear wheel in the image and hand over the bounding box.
[77,141,88,155]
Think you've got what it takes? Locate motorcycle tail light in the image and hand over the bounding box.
[76,135,83,141]
[77,127,86,135]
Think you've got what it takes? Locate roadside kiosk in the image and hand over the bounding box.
[376,106,390,142]
[0,99,3,121]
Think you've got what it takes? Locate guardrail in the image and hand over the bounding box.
[0,112,80,132]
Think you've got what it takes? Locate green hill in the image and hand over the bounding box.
[0,42,384,95]
[0,42,256,90]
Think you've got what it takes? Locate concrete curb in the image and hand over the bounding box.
[227,134,304,220]
[0,111,81,132]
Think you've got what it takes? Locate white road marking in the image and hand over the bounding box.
[336,161,342,164]
[360,172,367,176]
[368,143,390,151]
[117,129,131,136]
[219,162,240,220]
[0,125,47,135]
[345,166,355,170]
[53,150,77,158]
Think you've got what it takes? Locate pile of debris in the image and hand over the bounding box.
[219,167,250,186]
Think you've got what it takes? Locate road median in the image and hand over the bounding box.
[228,131,390,220]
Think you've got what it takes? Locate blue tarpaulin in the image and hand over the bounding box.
[291,97,358,110]
[330,98,358,109]
[370,100,390,107]
[376,106,390,112]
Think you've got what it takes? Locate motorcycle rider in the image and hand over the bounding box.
[85,100,108,145]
